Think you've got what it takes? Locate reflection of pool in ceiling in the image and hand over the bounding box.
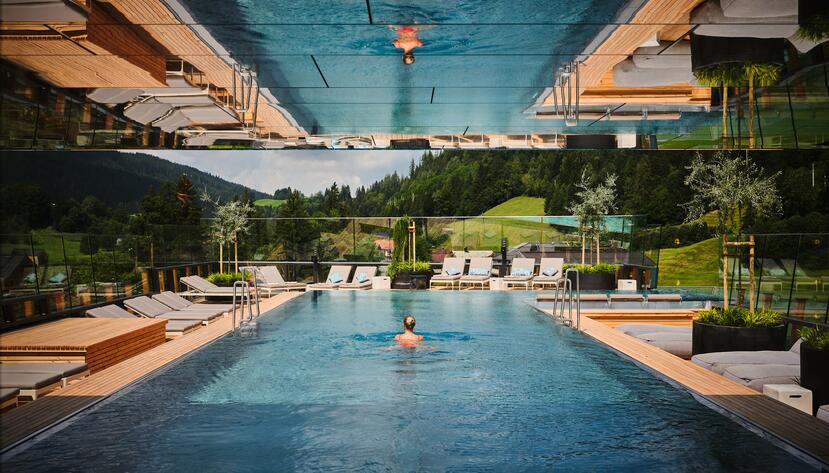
[174,0,697,135]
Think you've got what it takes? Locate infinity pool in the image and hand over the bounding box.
[4,292,811,471]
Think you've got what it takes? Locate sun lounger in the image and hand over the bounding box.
[646,294,682,302]
[153,291,232,312]
[0,362,89,388]
[179,275,239,297]
[430,257,465,289]
[616,324,691,337]
[340,266,378,290]
[580,293,609,302]
[818,405,829,423]
[87,304,202,336]
[722,363,800,392]
[691,339,801,375]
[459,257,493,290]
[609,293,644,302]
[503,258,535,290]
[636,332,692,359]
[124,296,223,324]
[532,258,564,290]
[0,371,63,400]
[248,266,306,295]
[308,265,352,290]
[1,388,19,411]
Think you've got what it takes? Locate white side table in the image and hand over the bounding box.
[371,276,391,290]
[489,277,505,291]
[617,279,637,291]
[762,384,813,415]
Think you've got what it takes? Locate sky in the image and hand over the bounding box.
[145,150,422,195]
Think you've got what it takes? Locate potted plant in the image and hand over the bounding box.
[691,307,786,355]
[797,0,829,43]
[690,33,784,72]
[388,216,433,290]
[206,272,250,287]
[567,170,617,265]
[563,263,618,290]
[799,325,829,415]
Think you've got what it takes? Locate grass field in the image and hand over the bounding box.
[254,199,286,209]
[482,196,545,216]
[656,237,721,287]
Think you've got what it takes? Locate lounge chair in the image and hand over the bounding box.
[0,371,62,400]
[0,362,89,388]
[247,266,306,295]
[87,304,203,336]
[179,275,240,297]
[307,265,352,290]
[691,339,802,375]
[532,258,564,290]
[503,258,535,290]
[1,388,19,411]
[459,257,493,290]
[152,291,232,312]
[646,294,682,302]
[609,293,644,302]
[124,296,223,324]
[615,324,692,359]
[340,266,378,290]
[429,257,465,290]
[818,405,829,423]
[616,324,691,337]
[722,363,800,392]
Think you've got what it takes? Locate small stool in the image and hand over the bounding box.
[762,384,813,415]
[488,277,505,291]
[371,276,391,290]
[617,279,637,291]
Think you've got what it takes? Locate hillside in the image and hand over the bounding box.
[483,197,545,216]
[0,151,267,208]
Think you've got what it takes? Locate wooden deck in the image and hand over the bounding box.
[0,292,302,452]
[0,318,167,373]
[546,310,829,467]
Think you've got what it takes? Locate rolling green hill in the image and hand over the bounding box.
[254,198,286,209]
[482,197,545,216]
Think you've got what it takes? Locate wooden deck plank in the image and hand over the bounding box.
[548,310,829,465]
[0,292,301,451]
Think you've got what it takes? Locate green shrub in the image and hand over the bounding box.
[207,272,248,285]
[387,260,432,279]
[797,14,829,42]
[697,307,782,328]
[800,326,829,350]
[563,263,619,274]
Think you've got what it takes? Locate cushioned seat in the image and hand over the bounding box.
[616,324,691,336]
[817,405,829,423]
[722,364,800,391]
[0,362,89,388]
[646,294,682,302]
[1,388,20,410]
[691,339,802,374]
[0,372,63,399]
[635,332,692,359]
[164,319,203,336]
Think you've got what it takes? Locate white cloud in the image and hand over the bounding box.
[144,150,420,195]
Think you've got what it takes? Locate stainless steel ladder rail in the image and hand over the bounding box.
[558,268,581,331]
[240,267,261,319]
[231,280,251,332]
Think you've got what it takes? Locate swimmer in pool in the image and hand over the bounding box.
[394,314,424,345]
[391,25,424,65]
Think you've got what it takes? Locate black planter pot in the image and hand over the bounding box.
[800,345,829,415]
[567,272,615,290]
[690,33,785,71]
[691,321,787,356]
[799,0,829,27]
[392,270,433,290]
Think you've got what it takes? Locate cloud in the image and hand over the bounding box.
[145,150,420,195]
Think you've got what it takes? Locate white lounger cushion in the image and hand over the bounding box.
[692,0,797,38]
[635,332,692,359]
[613,59,695,87]
[722,364,800,391]
[632,41,692,70]
[818,405,829,423]
[692,350,800,374]
[616,324,691,336]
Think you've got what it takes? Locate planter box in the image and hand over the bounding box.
[392,270,433,290]
[800,345,829,415]
[690,33,785,71]
[566,271,615,291]
[691,321,787,356]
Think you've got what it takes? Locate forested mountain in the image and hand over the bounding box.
[0,151,266,208]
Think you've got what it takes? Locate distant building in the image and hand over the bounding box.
[374,239,394,259]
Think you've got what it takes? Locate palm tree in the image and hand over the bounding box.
[694,64,744,149]
[743,63,781,149]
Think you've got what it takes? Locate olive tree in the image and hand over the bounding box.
[682,152,781,237]
[202,192,254,273]
[568,170,618,264]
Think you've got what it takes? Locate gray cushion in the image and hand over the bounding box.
[692,351,800,375]
[722,364,800,392]
[0,363,88,378]
[818,405,829,423]
[633,332,692,359]
[0,372,63,389]
[617,324,691,336]
[86,305,135,318]
[0,388,19,403]
[164,319,202,333]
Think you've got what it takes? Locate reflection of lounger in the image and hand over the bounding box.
[692,340,801,375]
[459,257,492,290]
[1,388,19,411]
[0,372,62,400]
[430,257,464,289]
[503,258,535,290]
[87,304,203,336]
[0,362,89,388]
[124,297,223,324]
[646,293,682,302]
[308,265,352,290]
[340,266,378,290]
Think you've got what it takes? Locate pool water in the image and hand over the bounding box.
[4,292,812,471]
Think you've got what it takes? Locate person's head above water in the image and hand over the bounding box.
[402,52,415,65]
[403,314,416,331]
